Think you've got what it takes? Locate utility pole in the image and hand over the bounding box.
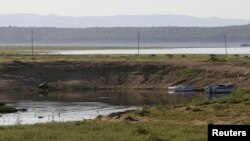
[138,32,140,55]
[224,34,228,56]
[31,30,34,55]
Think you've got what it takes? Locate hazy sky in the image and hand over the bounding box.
[0,0,249,19]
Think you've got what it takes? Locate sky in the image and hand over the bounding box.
[0,0,250,19]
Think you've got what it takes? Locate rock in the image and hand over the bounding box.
[38,82,49,89]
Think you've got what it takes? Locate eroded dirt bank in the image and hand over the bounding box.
[0,59,249,92]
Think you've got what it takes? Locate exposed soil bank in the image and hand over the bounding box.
[0,59,249,92]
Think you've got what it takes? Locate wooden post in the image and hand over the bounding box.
[138,32,140,55]
[31,30,34,55]
[224,34,228,56]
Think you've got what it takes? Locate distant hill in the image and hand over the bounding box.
[1,25,250,47]
[0,14,250,28]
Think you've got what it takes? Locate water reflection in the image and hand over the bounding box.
[42,47,250,55]
[0,90,205,125]
[168,91,197,95]
[168,90,231,101]
[0,90,204,106]
[205,92,230,100]
[0,101,137,126]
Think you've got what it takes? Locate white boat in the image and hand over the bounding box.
[168,86,197,92]
[168,91,196,95]
[206,84,236,94]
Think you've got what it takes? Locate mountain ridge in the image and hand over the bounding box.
[1,14,250,28]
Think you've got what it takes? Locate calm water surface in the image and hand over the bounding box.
[38,47,250,55]
[0,90,206,126]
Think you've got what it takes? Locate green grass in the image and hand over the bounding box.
[0,47,250,66]
[0,121,206,141]
[1,46,250,63]
[0,54,187,63]
[1,91,250,141]
[1,96,249,141]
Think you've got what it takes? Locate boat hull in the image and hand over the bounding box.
[205,85,236,94]
[168,86,197,92]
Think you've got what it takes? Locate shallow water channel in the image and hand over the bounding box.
[38,47,250,55]
[0,90,226,126]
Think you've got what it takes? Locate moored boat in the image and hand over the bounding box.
[168,86,197,92]
[205,84,237,94]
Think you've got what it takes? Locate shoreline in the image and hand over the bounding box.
[0,54,250,140]
[0,94,249,140]
[0,54,249,92]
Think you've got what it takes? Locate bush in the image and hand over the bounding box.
[244,56,250,59]
[0,106,17,114]
[165,54,174,59]
[209,54,219,62]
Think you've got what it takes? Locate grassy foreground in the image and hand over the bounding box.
[0,122,206,141]
[0,92,250,141]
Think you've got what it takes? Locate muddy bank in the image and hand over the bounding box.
[0,60,248,92]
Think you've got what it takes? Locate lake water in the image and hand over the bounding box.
[38,47,250,55]
[0,90,205,126]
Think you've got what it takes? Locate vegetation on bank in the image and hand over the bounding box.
[0,90,249,141]
[0,48,250,62]
[0,121,206,141]
[0,103,17,114]
[1,53,250,92]
[0,54,250,140]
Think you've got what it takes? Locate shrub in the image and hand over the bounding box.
[165,54,174,59]
[209,54,219,62]
[0,106,17,114]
